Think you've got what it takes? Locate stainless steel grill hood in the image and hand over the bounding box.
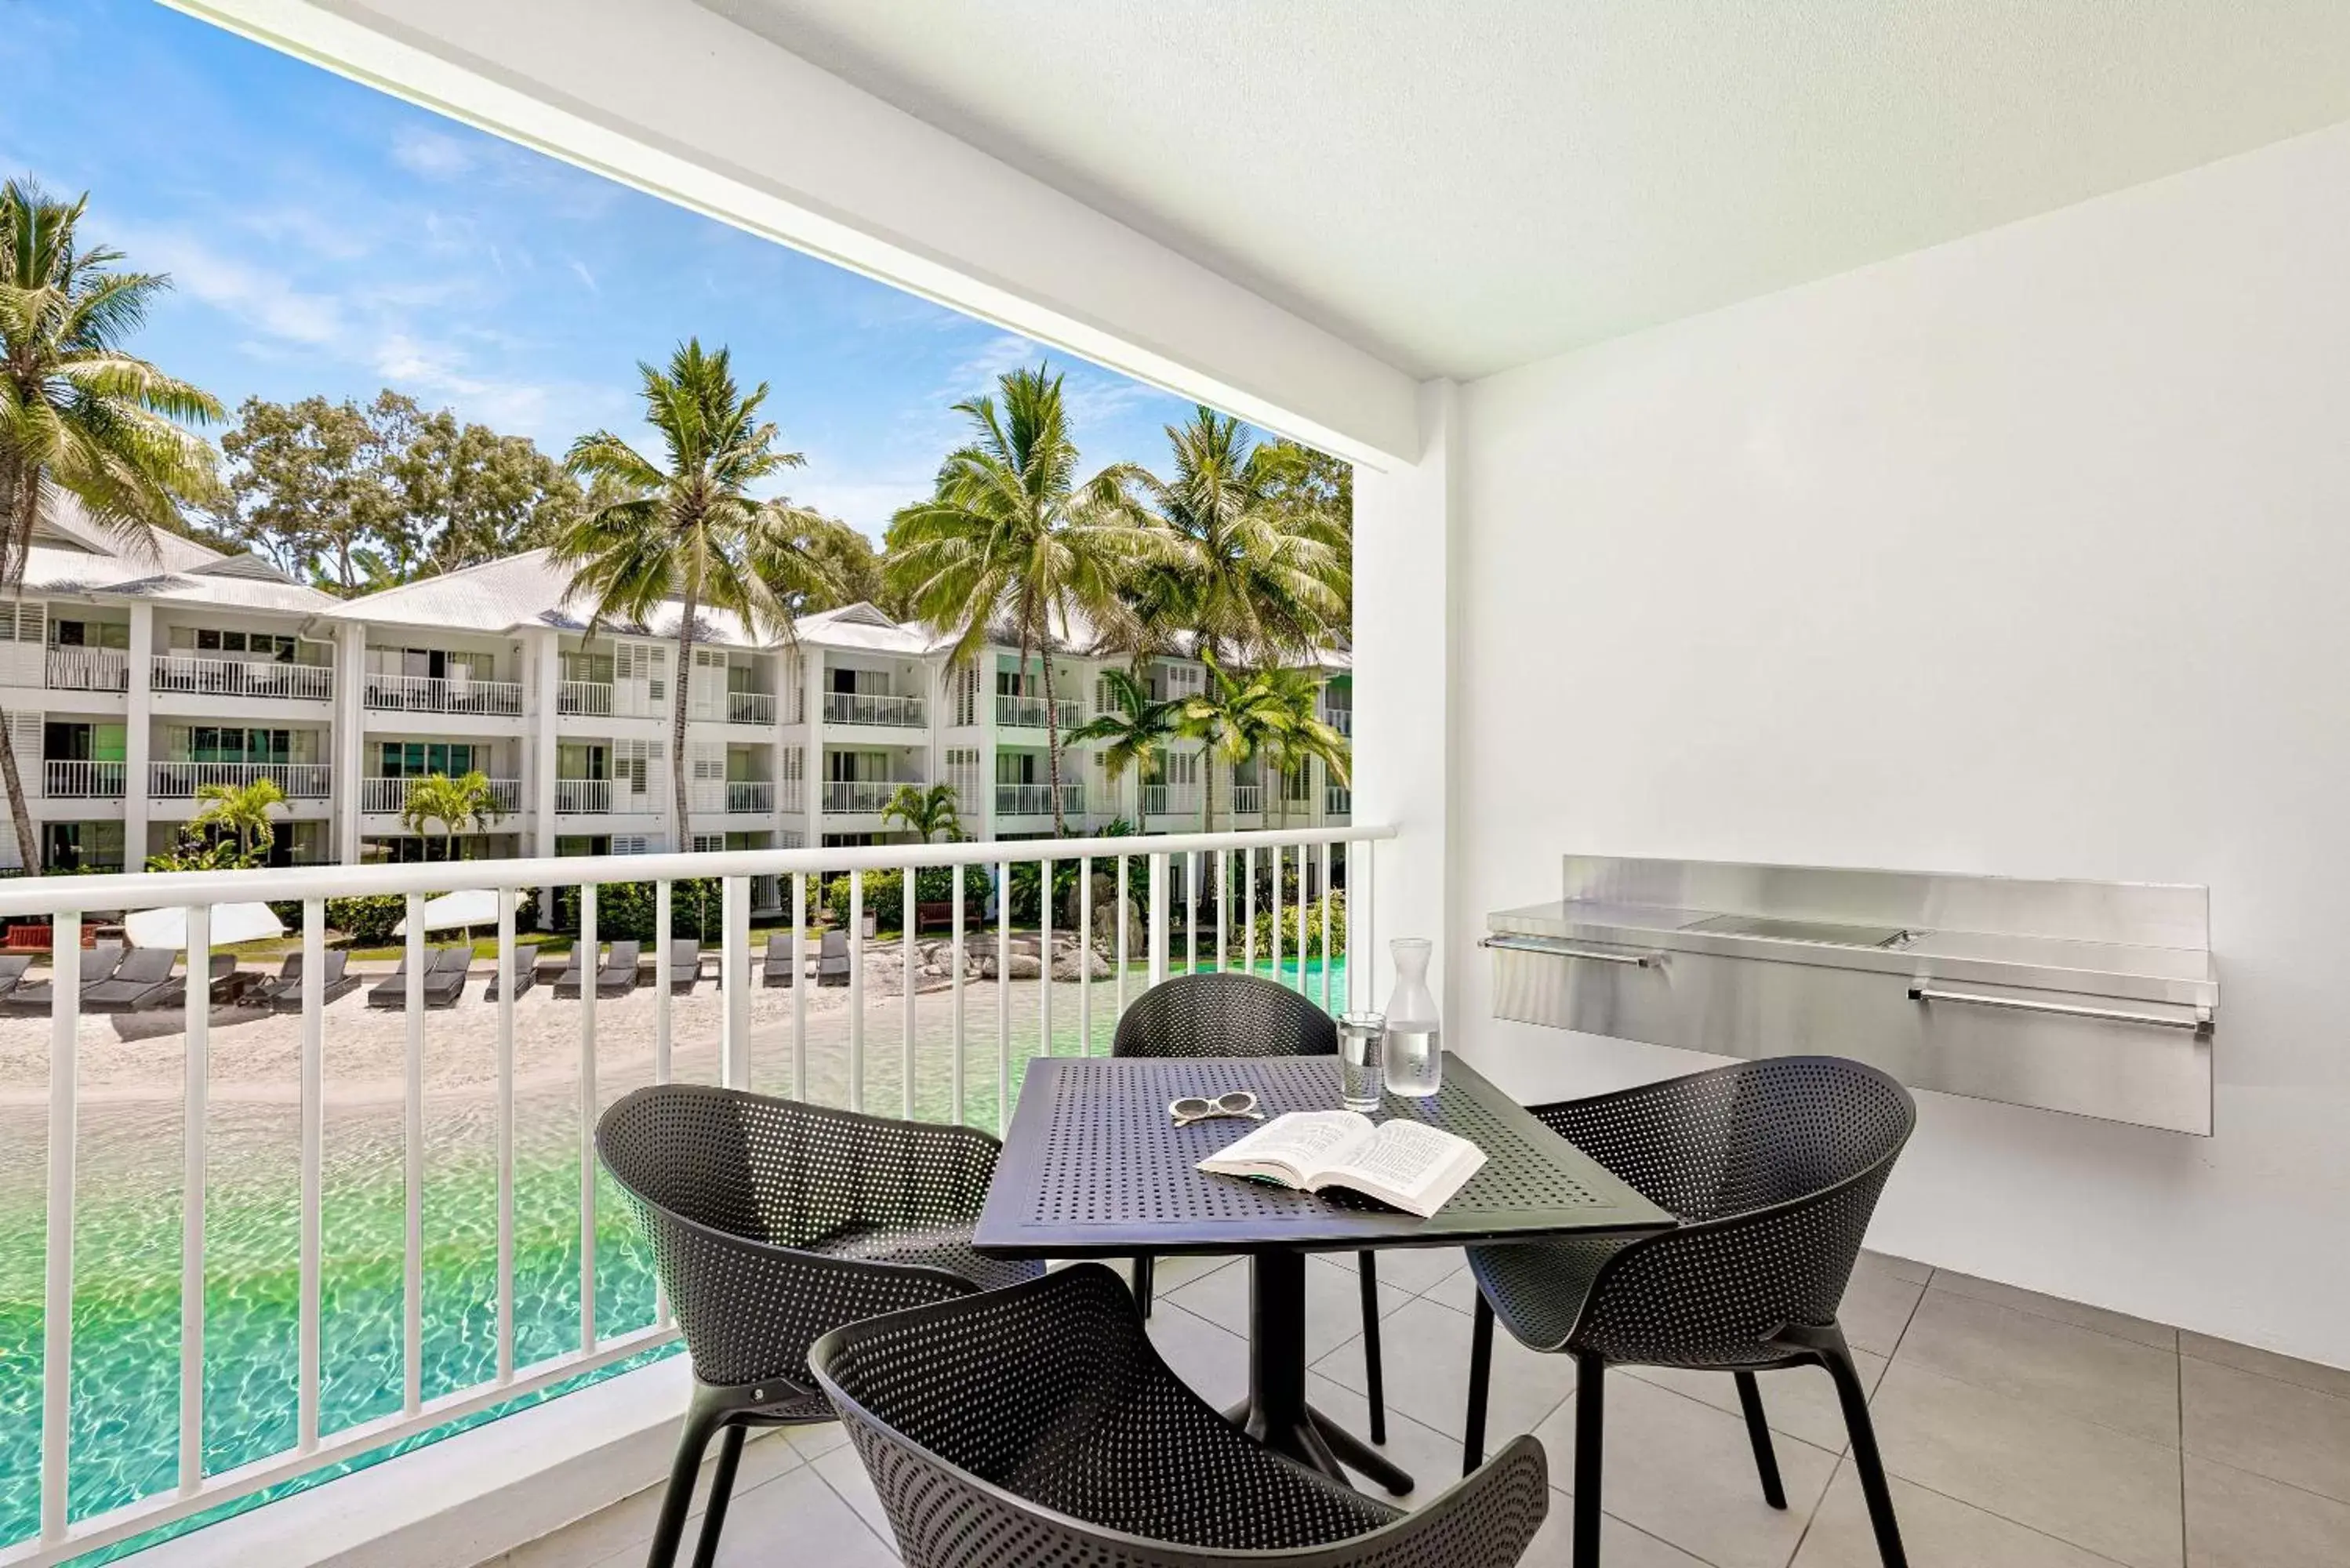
[1485,856,2218,1135]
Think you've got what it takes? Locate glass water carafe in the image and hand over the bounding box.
[1382,938,1442,1097]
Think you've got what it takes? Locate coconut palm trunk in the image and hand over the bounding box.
[671,576,699,855]
[1038,652,1069,837]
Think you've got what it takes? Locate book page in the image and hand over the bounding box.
[1320,1120,1487,1216]
[1200,1111,1375,1183]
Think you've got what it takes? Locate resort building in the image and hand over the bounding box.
[0,504,1351,879]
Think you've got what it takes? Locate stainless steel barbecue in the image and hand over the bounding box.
[1485,855,2218,1135]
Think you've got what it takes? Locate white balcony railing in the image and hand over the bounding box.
[824,690,925,728]
[686,780,775,815]
[1229,784,1264,815]
[149,761,332,800]
[996,782,1084,818]
[44,647,129,692]
[0,822,1387,1566]
[362,671,525,717]
[361,776,524,816]
[994,693,1083,730]
[1141,785,1200,817]
[557,680,614,717]
[554,778,612,815]
[1327,785,1352,815]
[1322,707,1352,737]
[151,654,334,702]
[42,759,126,798]
[822,779,924,815]
[727,690,777,725]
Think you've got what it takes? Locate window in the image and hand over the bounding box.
[556,835,610,857]
[615,737,659,797]
[612,834,652,855]
[190,627,296,661]
[0,601,43,642]
[944,747,980,804]
[953,663,979,726]
[190,727,292,763]
[380,742,477,777]
[996,750,1041,785]
[51,619,125,649]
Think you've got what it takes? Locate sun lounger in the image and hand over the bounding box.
[367,946,472,1010]
[484,942,542,1001]
[0,953,33,999]
[761,933,797,987]
[667,938,703,994]
[82,949,183,1014]
[816,928,851,986]
[4,944,123,1013]
[551,939,641,999]
[254,950,361,1011]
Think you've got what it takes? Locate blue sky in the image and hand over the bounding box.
[0,0,1204,537]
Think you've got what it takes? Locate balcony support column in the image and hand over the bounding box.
[335,621,365,866]
[124,604,154,866]
[529,630,561,924]
[1351,378,1458,1018]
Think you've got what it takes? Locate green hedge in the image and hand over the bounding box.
[554,879,724,941]
[1239,889,1346,960]
[823,865,992,931]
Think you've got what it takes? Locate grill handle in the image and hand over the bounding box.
[1480,935,1656,968]
[1908,984,2210,1033]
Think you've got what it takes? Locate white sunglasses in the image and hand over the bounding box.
[1168,1091,1262,1127]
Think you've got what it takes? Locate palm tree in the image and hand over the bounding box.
[1124,408,1346,669]
[191,776,287,867]
[881,782,964,844]
[1253,667,1351,828]
[1064,666,1182,825]
[0,180,221,860]
[886,366,1172,837]
[400,770,505,863]
[1176,659,1284,833]
[558,339,835,855]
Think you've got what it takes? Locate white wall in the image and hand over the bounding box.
[1454,119,2350,1367]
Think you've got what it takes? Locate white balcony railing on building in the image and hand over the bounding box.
[557,681,614,717]
[151,655,334,702]
[995,782,1085,818]
[1229,784,1263,816]
[994,693,1083,730]
[1322,707,1352,737]
[41,759,125,799]
[1141,785,1199,817]
[362,672,525,717]
[823,691,925,728]
[554,778,612,815]
[686,780,775,815]
[44,648,129,693]
[726,690,777,725]
[361,776,524,816]
[0,822,1384,1566]
[822,779,925,815]
[149,761,333,800]
[1327,785,1352,815]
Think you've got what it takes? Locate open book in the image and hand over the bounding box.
[1197,1111,1487,1218]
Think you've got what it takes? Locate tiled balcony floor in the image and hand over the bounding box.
[485,1250,2350,1567]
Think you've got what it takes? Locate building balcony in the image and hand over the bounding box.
[1229,783,1264,815]
[558,680,614,717]
[822,779,922,814]
[150,760,333,800]
[687,779,775,814]
[824,690,925,728]
[363,670,525,717]
[995,693,1083,729]
[151,653,334,702]
[1326,785,1351,815]
[1321,707,1352,737]
[726,689,778,724]
[555,778,611,814]
[1140,785,1199,817]
[996,782,1084,818]
[42,759,126,799]
[45,647,130,693]
[361,775,524,815]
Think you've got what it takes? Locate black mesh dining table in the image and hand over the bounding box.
[975,1052,1673,1494]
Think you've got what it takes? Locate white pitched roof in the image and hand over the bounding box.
[333,549,777,648]
[794,602,935,655]
[10,494,336,615]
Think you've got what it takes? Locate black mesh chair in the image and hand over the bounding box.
[1458,1056,1916,1568]
[597,1085,1044,1568]
[1113,971,1389,1442]
[811,1262,1550,1568]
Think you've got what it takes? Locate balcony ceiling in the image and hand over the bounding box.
[702,0,2350,379]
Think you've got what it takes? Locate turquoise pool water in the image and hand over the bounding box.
[0,957,1348,1562]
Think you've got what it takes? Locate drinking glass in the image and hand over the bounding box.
[1335,1011,1386,1112]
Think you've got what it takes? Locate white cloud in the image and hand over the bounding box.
[124,227,344,346]
[567,258,597,293]
[390,128,475,179]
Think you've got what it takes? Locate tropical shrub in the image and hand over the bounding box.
[325,895,406,946]
[554,878,724,941]
[1238,889,1346,962]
